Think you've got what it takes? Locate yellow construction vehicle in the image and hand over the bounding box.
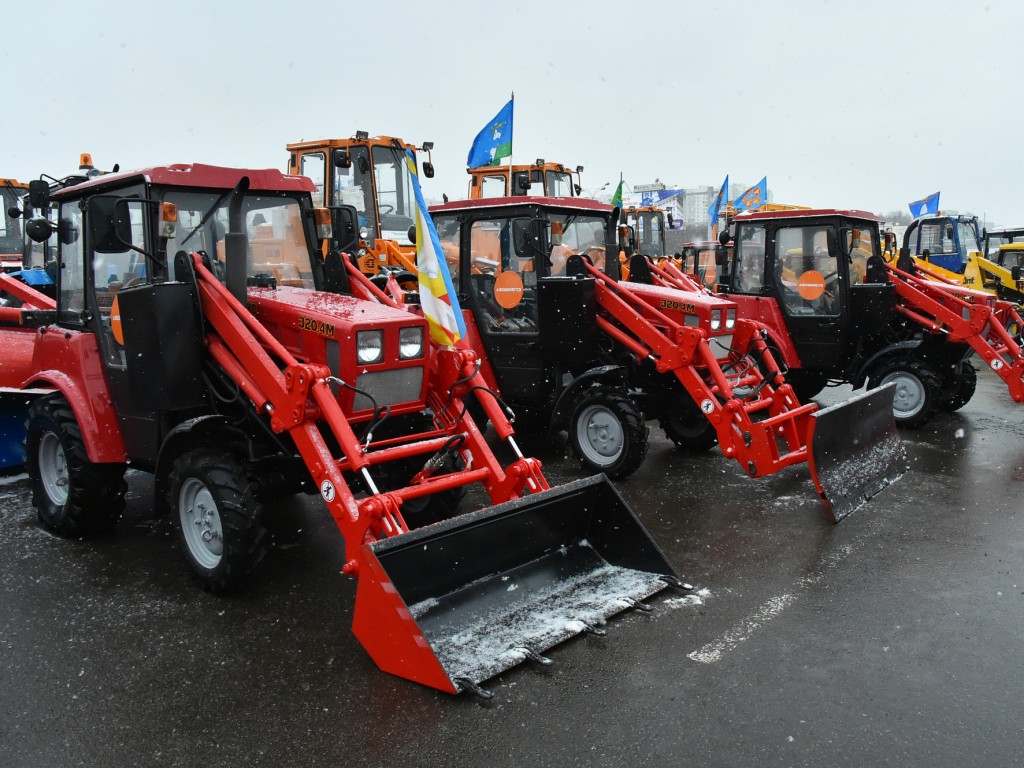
[467,160,582,199]
[286,133,435,282]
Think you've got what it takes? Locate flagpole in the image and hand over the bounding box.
[507,92,514,189]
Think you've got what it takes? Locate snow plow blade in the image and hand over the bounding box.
[808,383,907,523]
[351,475,680,695]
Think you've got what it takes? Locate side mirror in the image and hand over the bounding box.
[28,179,50,209]
[330,204,360,255]
[715,248,729,267]
[7,206,22,220]
[718,230,731,246]
[332,148,351,169]
[515,175,531,193]
[88,196,133,253]
[407,224,417,243]
[422,161,435,178]
[25,217,53,243]
[1012,265,1022,281]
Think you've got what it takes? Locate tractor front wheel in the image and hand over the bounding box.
[167,449,267,593]
[940,361,978,413]
[868,358,942,429]
[569,391,648,479]
[661,399,719,452]
[26,395,127,537]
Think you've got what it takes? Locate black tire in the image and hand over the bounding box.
[940,361,977,412]
[167,448,267,593]
[786,369,829,402]
[660,400,719,452]
[867,357,943,429]
[569,391,648,479]
[26,395,127,537]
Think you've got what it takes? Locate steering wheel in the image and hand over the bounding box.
[122,276,144,288]
[378,204,394,214]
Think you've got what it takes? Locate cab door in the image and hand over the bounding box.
[464,213,549,403]
[767,222,850,368]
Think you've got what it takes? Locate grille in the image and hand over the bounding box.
[353,367,424,411]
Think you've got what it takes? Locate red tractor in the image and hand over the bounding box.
[663,208,1024,428]
[426,196,905,522]
[0,164,683,697]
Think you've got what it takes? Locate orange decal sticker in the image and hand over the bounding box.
[110,295,124,346]
[493,270,524,309]
[797,270,826,300]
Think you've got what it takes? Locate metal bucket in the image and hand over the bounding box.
[808,383,908,522]
[351,475,680,695]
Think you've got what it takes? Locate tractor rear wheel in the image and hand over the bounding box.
[940,361,977,412]
[569,391,648,479]
[868,357,942,428]
[167,449,267,593]
[26,395,127,537]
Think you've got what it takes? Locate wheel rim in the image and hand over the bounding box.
[881,370,926,420]
[575,404,624,466]
[38,432,69,506]
[179,477,224,569]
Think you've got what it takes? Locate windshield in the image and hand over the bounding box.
[164,190,316,289]
[332,145,377,241]
[549,213,608,272]
[371,145,416,246]
[546,171,574,197]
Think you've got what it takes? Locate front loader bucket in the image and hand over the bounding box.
[807,383,907,523]
[351,475,679,695]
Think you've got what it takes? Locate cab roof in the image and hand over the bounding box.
[735,207,883,223]
[430,196,612,214]
[51,163,315,199]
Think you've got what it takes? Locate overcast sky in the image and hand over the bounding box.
[4,1,1021,225]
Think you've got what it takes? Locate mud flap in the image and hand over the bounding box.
[807,383,907,523]
[351,475,679,694]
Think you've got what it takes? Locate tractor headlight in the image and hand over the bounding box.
[710,309,722,331]
[399,326,424,359]
[726,308,737,329]
[356,330,384,364]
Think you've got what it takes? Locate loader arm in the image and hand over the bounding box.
[887,262,1024,402]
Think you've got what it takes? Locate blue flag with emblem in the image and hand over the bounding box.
[908,191,940,218]
[732,177,767,213]
[467,97,514,168]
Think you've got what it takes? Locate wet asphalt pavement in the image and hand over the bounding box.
[1,369,1022,768]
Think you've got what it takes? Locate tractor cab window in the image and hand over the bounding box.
[957,220,981,254]
[633,212,665,258]
[371,145,416,246]
[732,223,767,293]
[918,220,958,257]
[846,225,879,286]
[546,171,574,197]
[468,217,538,334]
[164,191,315,290]
[300,153,326,208]
[478,174,508,198]
[89,194,147,367]
[57,205,85,320]
[548,213,607,274]
[774,225,841,316]
[332,146,376,241]
[433,215,461,294]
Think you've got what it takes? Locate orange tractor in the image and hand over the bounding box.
[467,159,583,199]
[286,133,435,284]
[1,163,684,697]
